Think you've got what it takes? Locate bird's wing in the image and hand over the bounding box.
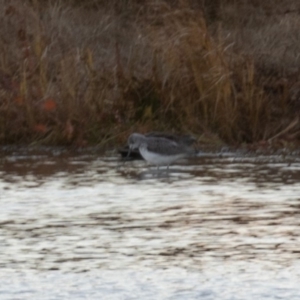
[146,137,186,156]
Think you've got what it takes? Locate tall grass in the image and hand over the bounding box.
[0,0,299,147]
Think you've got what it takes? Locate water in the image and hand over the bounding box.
[0,147,300,299]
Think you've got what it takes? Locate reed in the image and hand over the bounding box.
[0,0,299,147]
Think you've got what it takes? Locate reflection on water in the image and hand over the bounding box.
[0,148,300,299]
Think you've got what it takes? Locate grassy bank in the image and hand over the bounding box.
[1,0,300,148]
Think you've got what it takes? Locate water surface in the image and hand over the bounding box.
[0,148,300,299]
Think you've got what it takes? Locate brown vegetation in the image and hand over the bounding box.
[1,0,300,148]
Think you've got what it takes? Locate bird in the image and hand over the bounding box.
[126,133,196,169]
[119,132,196,160]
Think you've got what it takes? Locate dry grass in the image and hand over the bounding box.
[0,0,300,147]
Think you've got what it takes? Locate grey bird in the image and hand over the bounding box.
[119,131,197,160]
[127,133,196,168]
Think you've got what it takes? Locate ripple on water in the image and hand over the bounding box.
[0,149,300,299]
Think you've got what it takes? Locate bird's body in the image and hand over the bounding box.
[119,131,196,160]
[139,144,186,165]
[127,133,195,167]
